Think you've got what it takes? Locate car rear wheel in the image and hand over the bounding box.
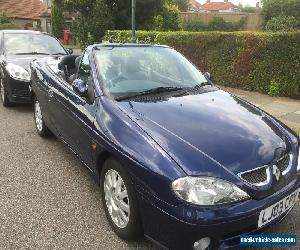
[0,78,12,107]
[100,158,143,240]
[34,98,51,137]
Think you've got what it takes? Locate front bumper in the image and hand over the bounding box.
[5,76,32,103]
[138,176,300,250]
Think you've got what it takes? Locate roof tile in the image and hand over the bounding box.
[0,0,46,20]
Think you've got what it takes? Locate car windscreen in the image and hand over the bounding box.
[94,46,208,98]
[3,33,67,55]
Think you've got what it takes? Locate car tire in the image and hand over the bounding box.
[0,78,12,107]
[100,158,143,240]
[34,98,51,137]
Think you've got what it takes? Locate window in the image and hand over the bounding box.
[3,33,66,55]
[94,46,207,98]
[47,0,52,8]
[77,52,91,85]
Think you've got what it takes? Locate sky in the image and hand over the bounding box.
[197,0,261,7]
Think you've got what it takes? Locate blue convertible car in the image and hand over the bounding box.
[30,44,300,250]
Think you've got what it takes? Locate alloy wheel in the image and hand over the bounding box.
[35,100,43,132]
[104,169,130,229]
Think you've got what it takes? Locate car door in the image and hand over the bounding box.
[47,51,98,167]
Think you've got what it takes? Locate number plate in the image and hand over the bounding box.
[258,188,300,228]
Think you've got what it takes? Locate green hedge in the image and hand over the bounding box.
[104,30,300,98]
[0,23,19,30]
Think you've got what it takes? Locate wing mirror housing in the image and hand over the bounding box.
[72,79,88,97]
[204,72,213,82]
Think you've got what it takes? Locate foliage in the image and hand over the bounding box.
[261,0,300,22]
[105,30,300,98]
[0,23,19,30]
[268,80,281,96]
[153,2,181,31]
[0,15,12,24]
[60,0,113,48]
[265,15,299,32]
[51,2,65,39]
[103,0,164,30]
[169,0,189,11]
[183,17,246,32]
[241,6,256,13]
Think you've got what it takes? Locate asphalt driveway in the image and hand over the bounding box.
[0,103,299,249]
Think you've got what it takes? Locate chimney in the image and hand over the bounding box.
[224,0,229,2]
[207,0,211,3]
[256,2,260,8]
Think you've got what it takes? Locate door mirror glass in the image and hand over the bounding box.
[72,79,88,97]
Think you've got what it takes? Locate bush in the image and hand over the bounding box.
[0,22,19,30]
[0,15,13,24]
[153,2,180,31]
[265,15,299,32]
[104,30,300,98]
[183,17,246,32]
[268,80,281,96]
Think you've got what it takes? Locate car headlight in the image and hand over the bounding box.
[172,176,250,206]
[6,63,30,82]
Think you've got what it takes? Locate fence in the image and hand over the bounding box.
[179,12,264,31]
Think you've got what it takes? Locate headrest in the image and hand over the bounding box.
[58,55,80,71]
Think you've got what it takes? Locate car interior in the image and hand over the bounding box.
[58,55,82,84]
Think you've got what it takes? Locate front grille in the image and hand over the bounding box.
[239,152,292,186]
[276,154,290,173]
[240,167,268,185]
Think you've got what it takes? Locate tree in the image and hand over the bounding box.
[169,0,189,11]
[58,0,113,47]
[153,2,181,31]
[241,6,256,13]
[261,0,300,22]
[265,15,299,32]
[51,1,65,39]
[104,0,164,30]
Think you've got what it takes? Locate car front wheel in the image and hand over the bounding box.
[34,98,51,137]
[0,78,12,107]
[100,158,143,240]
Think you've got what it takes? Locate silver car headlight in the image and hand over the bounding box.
[6,63,30,82]
[172,176,250,206]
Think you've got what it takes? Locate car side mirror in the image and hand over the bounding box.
[72,79,88,97]
[66,48,73,55]
[204,72,211,81]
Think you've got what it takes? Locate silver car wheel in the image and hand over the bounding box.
[104,169,130,229]
[34,100,43,132]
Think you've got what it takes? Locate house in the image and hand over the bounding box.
[0,0,76,33]
[202,0,241,13]
[188,0,203,12]
[188,0,241,13]
[0,0,46,30]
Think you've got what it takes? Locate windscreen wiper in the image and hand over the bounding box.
[52,53,67,55]
[15,52,50,55]
[115,86,185,101]
[193,81,212,89]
